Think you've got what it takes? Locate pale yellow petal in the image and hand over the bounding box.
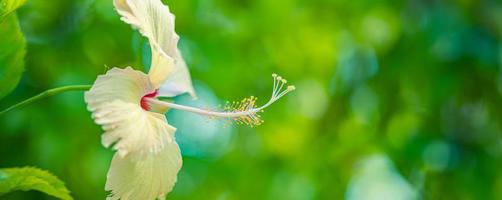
[113,0,195,97]
[105,137,182,200]
[149,48,175,90]
[84,67,174,158]
[158,50,196,98]
[85,67,152,105]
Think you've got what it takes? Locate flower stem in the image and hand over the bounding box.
[0,85,92,116]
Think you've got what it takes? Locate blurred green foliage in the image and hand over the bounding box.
[0,167,72,200]
[0,0,26,99]
[1,0,502,199]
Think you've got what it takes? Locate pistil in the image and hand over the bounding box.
[145,74,295,126]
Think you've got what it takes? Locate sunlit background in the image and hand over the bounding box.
[1,0,502,199]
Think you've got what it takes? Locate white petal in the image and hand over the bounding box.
[114,0,195,97]
[84,67,174,158]
[105,137,182,200]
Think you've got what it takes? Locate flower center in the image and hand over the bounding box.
[140,90,158,110]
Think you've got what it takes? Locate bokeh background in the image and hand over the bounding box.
[1,0,502,199]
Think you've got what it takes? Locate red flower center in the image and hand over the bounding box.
[140,90,158,110]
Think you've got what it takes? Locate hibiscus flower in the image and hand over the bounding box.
[84,0,294,199]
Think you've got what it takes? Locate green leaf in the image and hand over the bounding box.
[0,0,27,21]
[0,7,26,99]
[0,167,73,200]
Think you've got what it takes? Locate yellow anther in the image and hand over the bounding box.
[222,96,263,126]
